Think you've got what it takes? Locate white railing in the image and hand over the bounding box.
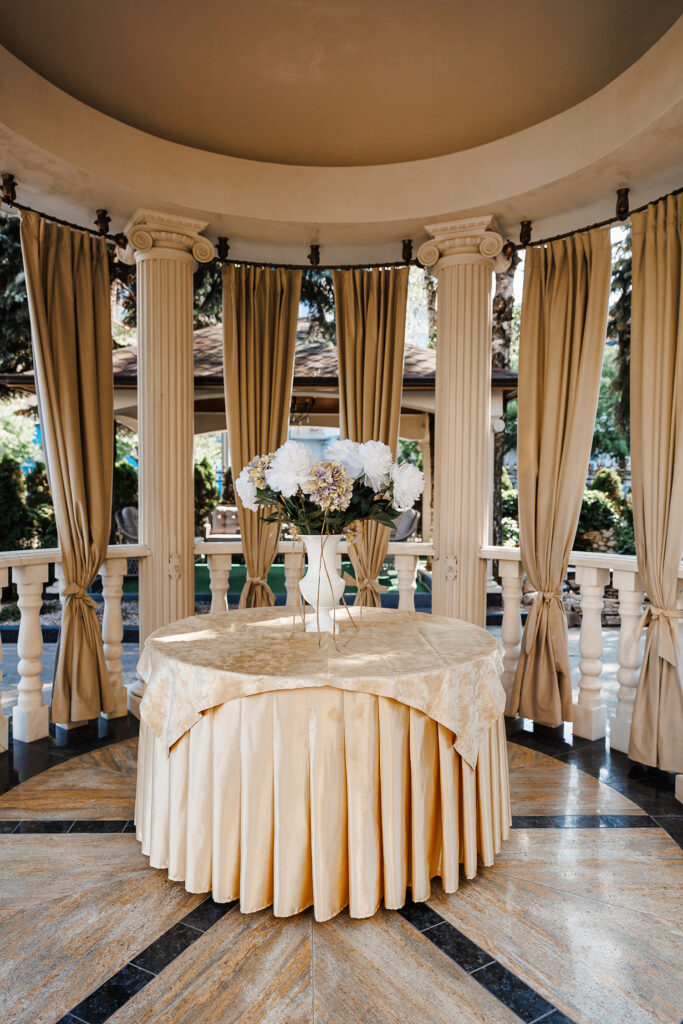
[194,539,434,614]
[0,544,149,750]
[0,539,432,748]
[481,545,683,752]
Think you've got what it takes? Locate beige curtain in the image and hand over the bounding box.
[628,194,683,773]
[332,267,408,606]
[223,265,301,607]
[510,229,612,725]
[20,210,114,724]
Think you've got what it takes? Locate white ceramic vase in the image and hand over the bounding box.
[298,534,345,633]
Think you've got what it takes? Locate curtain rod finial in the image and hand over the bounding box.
[402,239,413,263]
[520,221,532,247]
[308,244,320,268]
[94,209,110,235]
[217,236,230,262]
[1,172,16,206]
[616,188,630,221]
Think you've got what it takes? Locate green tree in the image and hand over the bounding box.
[0,397,41,463]
[591,346,629,461]
[24,461,58,548]
[608,229,631,442]
[0,214,32,377]
[194,456,219,533]
[0,454,31,549]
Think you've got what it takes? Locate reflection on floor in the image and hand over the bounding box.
[0,718,681,1024]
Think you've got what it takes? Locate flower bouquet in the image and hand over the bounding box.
[236,439,424,632]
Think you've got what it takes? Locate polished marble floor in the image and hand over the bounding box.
[0,715,681,1024]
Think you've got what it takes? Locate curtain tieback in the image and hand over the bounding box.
[524,589,566,668]
[356,576,388,597]
[246,574,268,585]
[637,605,682,667]
[63,583,96,610]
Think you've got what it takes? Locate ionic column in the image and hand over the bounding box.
[419,218,509,624]
[118,211,213,647]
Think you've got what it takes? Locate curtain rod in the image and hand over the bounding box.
[515,183,683,251]
[2,172,682,267]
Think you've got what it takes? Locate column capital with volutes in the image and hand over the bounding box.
[117,209,214,267]
[418,215,510,274]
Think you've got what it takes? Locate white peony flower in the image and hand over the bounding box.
[390,461,425,511]
[235,467,259,511]
[264,440,315,497]
[324,439,364,479]
[358,440,393,492]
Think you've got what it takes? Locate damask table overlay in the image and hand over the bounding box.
[137,607,505,768]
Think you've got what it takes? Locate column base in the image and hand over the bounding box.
[608,714,632,754]
[12,704,50,743]
[571,703,606,741]
[0,714,8,753]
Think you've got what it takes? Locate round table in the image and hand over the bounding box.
[135,607,510,921]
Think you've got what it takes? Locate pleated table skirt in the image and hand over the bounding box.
[135,686,511,922]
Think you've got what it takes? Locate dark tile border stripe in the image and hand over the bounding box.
[0,819,133,834]
[399,896,576,1024]
[511,813,657,829]
[58,896,238,1024]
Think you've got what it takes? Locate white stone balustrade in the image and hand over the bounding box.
[498,559,524,703]
[13,562,50,743]
[610,569,644,753]
[100,556,130,720]
[481,545,683,751]
[395,554,418,611]
[571,565,610,741]
[0,545,149,739]
[206,553,232,613]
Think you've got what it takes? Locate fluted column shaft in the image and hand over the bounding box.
[119,210,213,643]
[419,217,509,624]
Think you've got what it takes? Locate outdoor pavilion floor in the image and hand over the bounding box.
[0,712,681,1024]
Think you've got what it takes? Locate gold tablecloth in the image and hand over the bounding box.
[135,608,511,920]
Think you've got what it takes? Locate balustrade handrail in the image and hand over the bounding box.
[0,544,151,570]
[194,539,434,557]
[480,544,683,578]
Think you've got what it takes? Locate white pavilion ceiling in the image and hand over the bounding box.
[0,0,681,167]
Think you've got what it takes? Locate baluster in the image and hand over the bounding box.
[284,549,304,609]
[609,569,644,753]
[12,563,50,743]
[499,560,524,705]
[0,568,8,752]
[53,564,89,730]
[395,554,418,611]
[100,556,129,719]
[571,566,610,740]
[207,553,232,613]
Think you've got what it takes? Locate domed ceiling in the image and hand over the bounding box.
[1,0,680,167]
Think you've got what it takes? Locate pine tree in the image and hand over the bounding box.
[607,229,632,445]
[0,214,32,374]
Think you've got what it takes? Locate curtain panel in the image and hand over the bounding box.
[20,210,115,724]
[332,267,409,606]
[510,229,612,725]
[222,265,301,607]
[628,193,683,773]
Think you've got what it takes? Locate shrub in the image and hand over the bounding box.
[614,490,636,555]
[222,466,236,504]
[591,467,623,507]
[0,454,31,550]
[24,462,58,548]
[113,460,138,512]
[576,489,620,537]
[501,467,514,493]
[194,457,219,533]
[502,517,519,547]
[501,488,518,519]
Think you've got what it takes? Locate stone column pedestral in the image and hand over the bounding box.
[418,217,509,624]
